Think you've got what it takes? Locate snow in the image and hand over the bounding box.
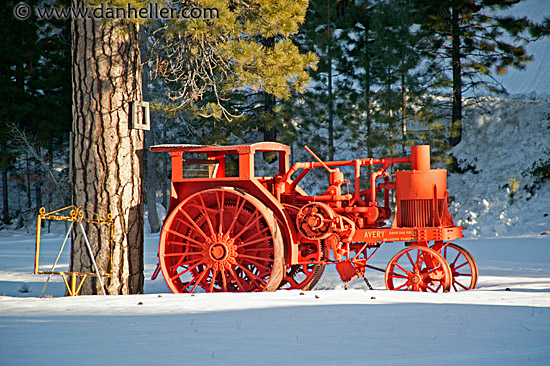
[1,228,549,365]
[448,97,550,238]
[1,1,550,364]
[494,0,550,98]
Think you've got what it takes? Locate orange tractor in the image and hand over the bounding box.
[151,142,477,293]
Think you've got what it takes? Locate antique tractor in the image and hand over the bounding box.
[151,142,478,293]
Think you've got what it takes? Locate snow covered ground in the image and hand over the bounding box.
[0,229,549,365]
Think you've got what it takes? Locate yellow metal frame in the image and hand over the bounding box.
[35,206,114,296]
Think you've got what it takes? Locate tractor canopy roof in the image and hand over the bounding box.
[150,142,290,155]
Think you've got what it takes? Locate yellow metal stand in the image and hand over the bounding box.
[60,273,88,296]
[35,206,113,297]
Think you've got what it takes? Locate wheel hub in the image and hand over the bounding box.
[209,243,228,261]
[203,233,237,270]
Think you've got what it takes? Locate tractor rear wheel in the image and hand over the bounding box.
[385,246,452,292]
[159,187,284,293]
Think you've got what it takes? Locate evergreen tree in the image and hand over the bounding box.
[0,1,72,226]
[151,0,317,146]
[364,1,446,157]
[413,0,549,146]
[294,0,446,165]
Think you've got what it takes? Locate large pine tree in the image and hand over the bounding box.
[293,0,446,163]
[71,0,144,295]
[414,0,547,146]
[150,0,317,145]
[0,1,72,226]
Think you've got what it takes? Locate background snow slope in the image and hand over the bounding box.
[448,97,550,238]
[494,0,550,98]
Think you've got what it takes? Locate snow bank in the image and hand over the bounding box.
[449,96,550,237]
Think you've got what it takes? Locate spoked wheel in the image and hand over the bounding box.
[279,204,325,290]
[385,246,452,292]
[159,187,284,293]
[437,242,478,291]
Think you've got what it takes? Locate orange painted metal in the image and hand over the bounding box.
[152,142,474,293]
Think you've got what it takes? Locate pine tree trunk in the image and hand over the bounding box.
[327,54,334,161]
[34,158,42,216]
[450,6,463,147]
[1,162,8,225]
[327,0,334,161]
[70,0,144,295]
[140,27,160,234]
[364,15,372,163]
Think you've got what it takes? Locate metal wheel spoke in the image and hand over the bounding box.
[241,259,272,273]
[427,285,439,293]
[394,262,409,275]
[221,269,228,291]
[218,191,225,234]
[167,255,202,271]
[166,237,203,248]
[208,268,218,292]
[449,252,461,267]
[389,273,408,280]
[185,268,210,293]
[238,265,266,287]
[238,253,274,263]
[454,279,469,290]
[169,261,202,281]
[172,218,207,242]
[236,229,272,247]
[454,261,469,271]
[405,251,415,267]
[197,195,216,235]
[394,283,409,291]
[228,266,247,291]
[177,208,209,240]
[159,188,283,293]
[163,252,198,257]
[233,211,263,240]
[226,196,246,233]
[240,247,273,252]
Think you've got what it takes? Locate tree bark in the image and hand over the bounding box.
[327,0,334,161]
[1,161,8,225]
[70,0,144,295]
[140,27,160,234]
[450,6,463,147]
[364,13,373,164]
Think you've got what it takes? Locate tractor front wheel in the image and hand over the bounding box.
[437,243,478,291]
[385,246,452,292]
